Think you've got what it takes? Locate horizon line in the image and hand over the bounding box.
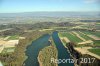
[0,11,100,14]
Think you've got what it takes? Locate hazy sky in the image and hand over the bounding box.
[0,0,100,13]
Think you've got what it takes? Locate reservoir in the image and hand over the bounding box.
[24,34,50,66]
[52,32,74,66]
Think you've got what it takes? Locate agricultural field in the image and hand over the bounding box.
[0,35,19,54]
[59,30,100,58]
[93,40,100,46]
[59,31,100,46]
[82,31,100,38]
[1,47,15,53]
[88,48,100,56]
[76,31,93,40]
[8,35,19,40]
[0,35,19,40]
[59,32,82,44]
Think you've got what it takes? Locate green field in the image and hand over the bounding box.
[88,48,100,56]
[77,31,93,40]
[91,32,100,37]
[93,40,100,46]
[96,24,100,28]
[2,47,15,53]
[60,32,82,43]
[82,31,100,37]
[8,35,19,40]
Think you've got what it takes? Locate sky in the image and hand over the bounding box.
[0,0,100,13]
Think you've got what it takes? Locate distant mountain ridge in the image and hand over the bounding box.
[0,12,100,17]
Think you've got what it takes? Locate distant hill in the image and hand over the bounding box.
[0,12,100,24]
[0,12,100,17]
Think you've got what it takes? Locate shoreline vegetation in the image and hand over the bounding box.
[0,31,51,66]
[38,36,58,66]
[58,32,100,66]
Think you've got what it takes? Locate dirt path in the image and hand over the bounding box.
[78,40,93,45]
[88,35,100,40]
[72,31,86,41]
[63,37,70,43]
[60,37,70,43]
[70,32,75,36]
[3,36,11,40]
[79,31,86,35]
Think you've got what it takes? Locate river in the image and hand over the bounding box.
[25,32,74,66]
[24,34,50,66]
[52,32,74,66]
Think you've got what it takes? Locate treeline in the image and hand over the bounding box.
[66,42,100,66]
[38,37,58,66]
[0,31,48,66]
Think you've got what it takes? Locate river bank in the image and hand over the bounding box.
[24,34,50,66]
[0,31,48,66]
[38,36,58,66]
[58,33,100,66]
[58,33,78,66]
[38,46,58,66]
[52,32,74,66]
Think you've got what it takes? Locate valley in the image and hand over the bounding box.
[0,16,100,66]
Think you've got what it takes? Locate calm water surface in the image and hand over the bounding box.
[52,32,74,66]
[25,32,74,66]
[24,34,50,66]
